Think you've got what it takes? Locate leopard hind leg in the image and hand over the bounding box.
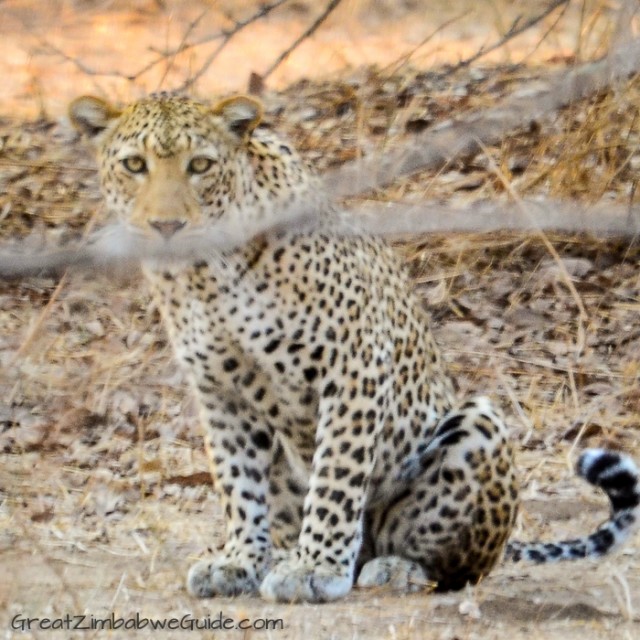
[358,396,519,592]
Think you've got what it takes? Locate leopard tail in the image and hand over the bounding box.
[505,449,640,563]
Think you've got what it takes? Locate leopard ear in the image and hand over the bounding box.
[69,96,122,139]
[213,95,263,139]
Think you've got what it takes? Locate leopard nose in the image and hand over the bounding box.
[149,219,186,239]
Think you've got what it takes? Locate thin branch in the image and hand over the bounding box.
[42,38,173,84]
[41,40,129,81]
[155,10,209,89]
[261,0,344,80]
[9,272,69,364]
[522,0,571,62]
[473,137,588,329]
[114,9,211,85]
[177,39,232,92]
[156,0,290,57]
[8,206,102,364]
[176,1,293,91]
[345,198,640,237]
[41,1,290,88]
[438,0,570,78]
[379,11,471,77]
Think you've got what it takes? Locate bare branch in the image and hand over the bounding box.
[439,0,571,79]
[37,0,567,97]
[380,11,471,75]
[261,0,344,80]
[177,0,292,91]
[156,0,290,57]
[40,40,129,81]
[41,2,290,88]
[151,9,209,89]
[520,0,571,62]
[41,38,174,84]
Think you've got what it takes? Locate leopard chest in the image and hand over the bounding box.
[144,244,361,404]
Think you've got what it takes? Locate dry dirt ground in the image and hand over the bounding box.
[2,2,640,639]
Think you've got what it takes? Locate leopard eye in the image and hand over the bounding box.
[187,156,215,175]
[122,155,147,174]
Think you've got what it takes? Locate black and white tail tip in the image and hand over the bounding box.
[505,449,640,564]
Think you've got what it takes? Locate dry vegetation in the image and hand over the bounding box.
[2,1,640,639]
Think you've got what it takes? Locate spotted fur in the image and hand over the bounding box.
[69,92,640,603]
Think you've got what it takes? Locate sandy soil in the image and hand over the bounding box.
[3,245,640,640]
[2,2,640,639]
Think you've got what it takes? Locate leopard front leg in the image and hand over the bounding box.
[260,345,392,603]
[187,398,275,598]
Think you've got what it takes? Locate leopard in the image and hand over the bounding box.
[68,91,640,603]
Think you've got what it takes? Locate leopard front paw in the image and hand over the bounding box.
[259,555,352,603]
[187,557,261,598]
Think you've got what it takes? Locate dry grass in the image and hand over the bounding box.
[2,2,640,638]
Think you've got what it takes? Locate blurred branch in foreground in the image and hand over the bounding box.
[354,199,640,236]
[326,35,640,198]
[0,202,319,280]
[7,29,640,280]
[1,197,639,280]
